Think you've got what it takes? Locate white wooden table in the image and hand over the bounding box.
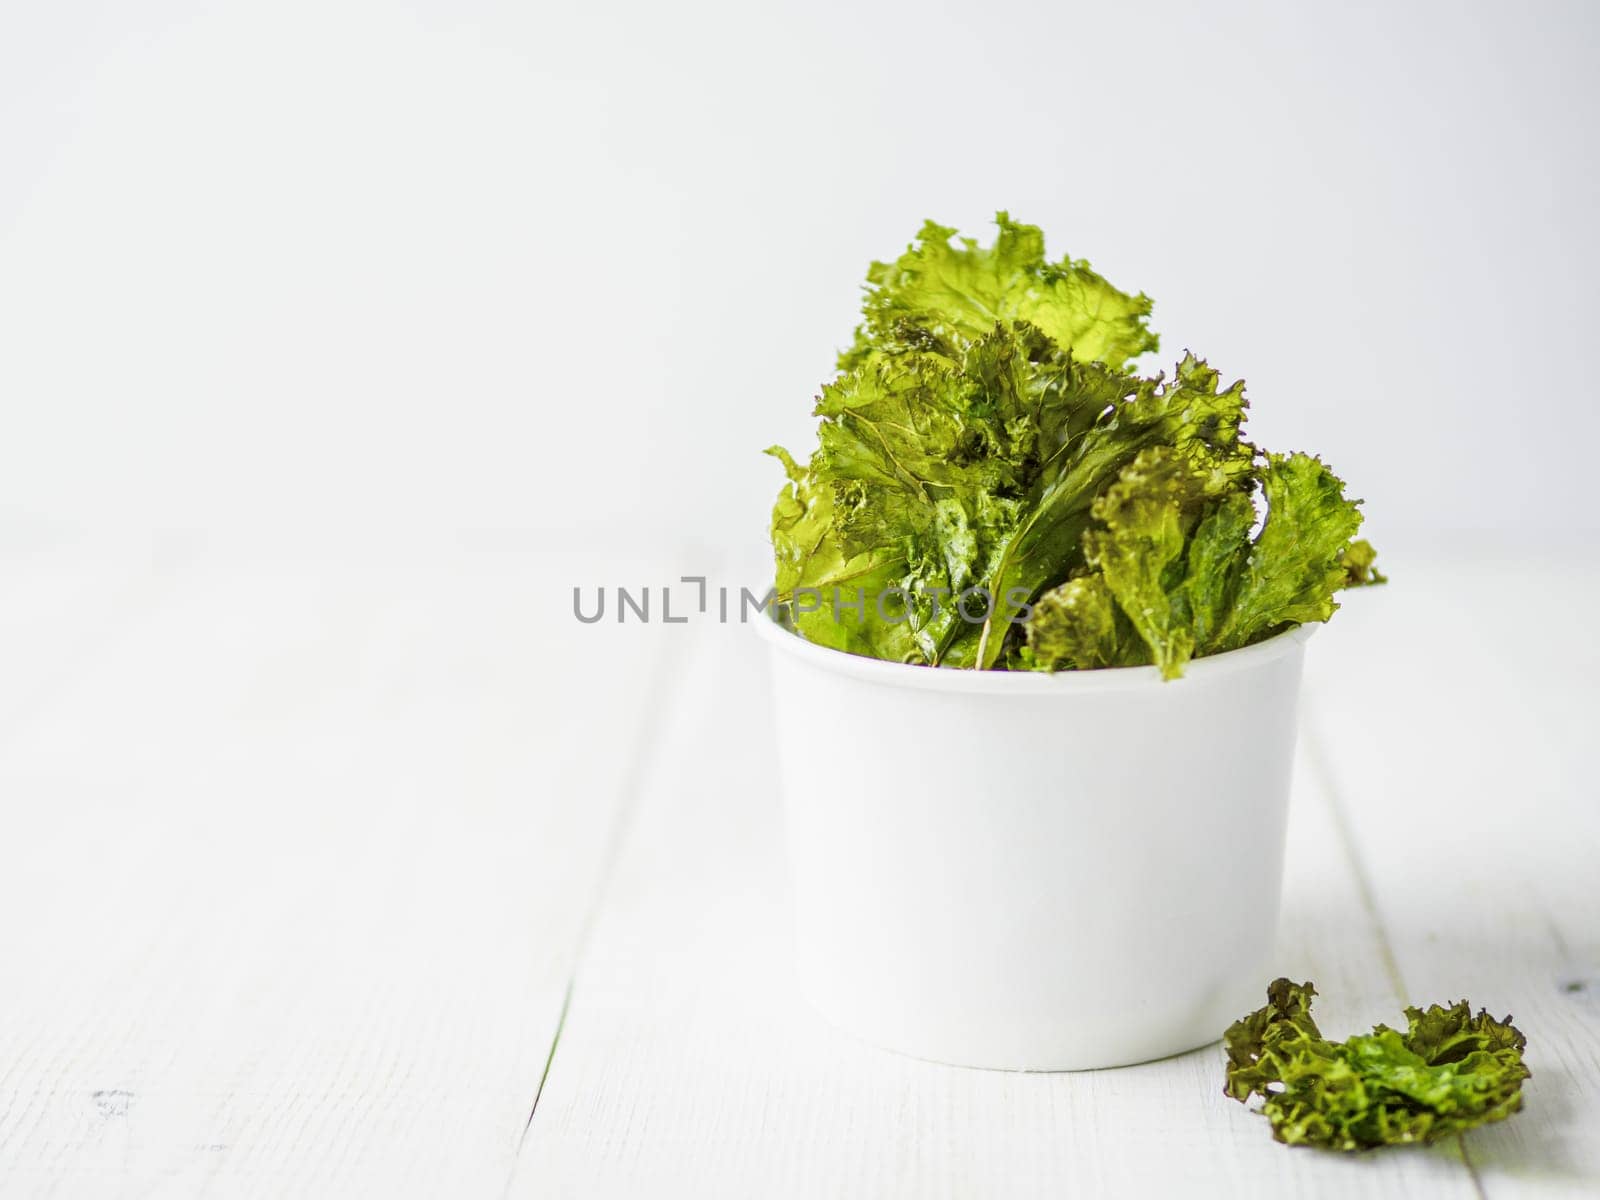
[1,535,1595,1199]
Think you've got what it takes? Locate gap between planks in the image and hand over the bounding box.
[507,573,711,1171]
[1304,729,1489,1200]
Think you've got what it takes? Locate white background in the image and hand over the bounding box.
[2,0,1597,554]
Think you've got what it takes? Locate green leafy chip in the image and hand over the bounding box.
[768,215,1382,674]
[1224,979,1531,1151]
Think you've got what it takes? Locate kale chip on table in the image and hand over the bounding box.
[1224,979,1531,1150]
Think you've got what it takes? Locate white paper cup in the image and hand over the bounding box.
[755,612,1312,1071]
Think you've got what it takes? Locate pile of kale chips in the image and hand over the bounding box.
[768,214,1382,677]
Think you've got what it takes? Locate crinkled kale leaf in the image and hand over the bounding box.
[768,214,1382,674]
[1224,979,1531,1151]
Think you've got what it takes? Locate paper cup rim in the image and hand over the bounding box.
[752,601,1314,694]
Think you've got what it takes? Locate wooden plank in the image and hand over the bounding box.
[509,595,1477,1198]
[0,546,684,1198]
[1305,550,1600,1200]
